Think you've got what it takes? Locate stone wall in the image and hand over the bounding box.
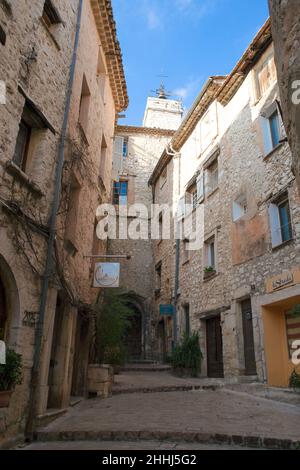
[0,0,78,444]
[152,42,300,381]
[0,0,123,444]
[269,0,300,191]
[109,129,173,357]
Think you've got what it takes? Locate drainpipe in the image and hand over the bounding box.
[173,237,180,346]
[25,0,83,439]
[165,144,181,348]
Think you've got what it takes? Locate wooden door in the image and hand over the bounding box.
[0,276,7,340]
[241,299,257,376]
[206,316,224,378]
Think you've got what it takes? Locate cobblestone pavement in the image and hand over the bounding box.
[22,440,256,450]
[33,378,300,447]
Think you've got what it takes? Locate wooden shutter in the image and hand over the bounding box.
[196,172,204,201]
[177,196,185,220]
[275,100,287,140]
[268,203,282,247]
[112,136,124,180]
[261,116,273,155]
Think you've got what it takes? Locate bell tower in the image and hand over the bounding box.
[142,82,183,131]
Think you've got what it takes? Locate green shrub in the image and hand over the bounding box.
[171,332,203,377]
[289,369,300,390]
[0,349,23,391]
[93,290,135,366]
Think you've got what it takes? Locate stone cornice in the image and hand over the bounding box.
[116,125,175,137]
[91,0,128,113]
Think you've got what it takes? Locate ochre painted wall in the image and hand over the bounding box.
[262,296,300,387]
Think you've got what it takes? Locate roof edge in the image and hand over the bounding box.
[91,0,129,113]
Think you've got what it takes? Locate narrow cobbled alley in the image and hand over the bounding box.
[22,364,300,450]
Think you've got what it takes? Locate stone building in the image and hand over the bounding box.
[108,89,182,359]
[269,0,300,192]
[0,0,127,445]
[150,19,300,387]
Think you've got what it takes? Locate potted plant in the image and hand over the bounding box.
[204,265,216,279]
[88,290,134,397]
[0,349,23,408]
[289,369,300,391]
[171,332,203,377]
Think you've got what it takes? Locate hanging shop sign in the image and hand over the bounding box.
[159,304,174,316]
[266,268,300,293]
[93,263,120,288]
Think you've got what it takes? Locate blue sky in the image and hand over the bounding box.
[112,0,269,126]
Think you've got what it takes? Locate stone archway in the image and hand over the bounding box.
[124,304,143,361]
[120,291,146,361]
[0,254,20,346]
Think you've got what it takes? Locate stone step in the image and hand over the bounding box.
[121,363,172,372]
[34,429,300,450]
[69,396,84,407]
[112,384,220,395]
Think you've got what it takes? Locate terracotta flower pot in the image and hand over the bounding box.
[0,390,12,408]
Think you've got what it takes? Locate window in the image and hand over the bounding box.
[112,181,128,205]
[269,194,293,248]
[233,195,247,222]
[0,24,6,46]
[196,172,205,202]
[42,0,61,28]
[269,111,280,148]
[159,212,163,240]
[79,74,91,135]
[191,188,197,210]
[200,104,218,152]
[122,137,128,159]
[261,103,285,155]
[13,98,51,173]
[204,236,216,271]
[183,304,190,336]
[100,135,107,182]
[64,175,81,256]
[206,159,218,194]
[155,262,162,293]
[186,184,197,210]
[255,53,276,99]
[13,120,31,172]
[112,136,124,178]
[182,239,190,264]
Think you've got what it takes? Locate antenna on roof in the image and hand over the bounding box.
[151,73,172,99]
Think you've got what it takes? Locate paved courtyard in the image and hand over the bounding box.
[22,370,300,450]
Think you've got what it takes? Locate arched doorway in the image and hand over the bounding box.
[124,305,142,361]
[0,254,20,345]
[0,275,7,340]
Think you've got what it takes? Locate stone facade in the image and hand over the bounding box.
[269,0,300,191]
[108,97,182,359]
[150,24,300,386]
[0,0,127,445]
[143,96,183,131]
